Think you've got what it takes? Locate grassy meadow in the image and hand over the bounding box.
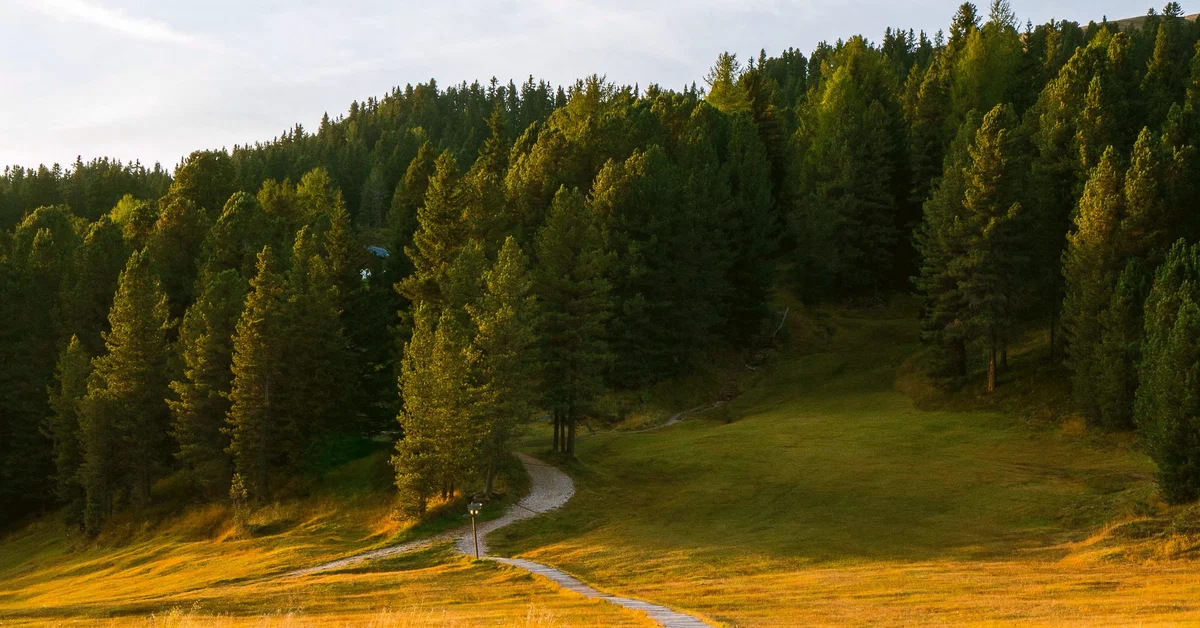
[5,303,1200,626]
[490,305,1200,627]
[0,451,650,626]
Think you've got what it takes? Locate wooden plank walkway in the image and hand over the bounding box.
[489,557,715,628]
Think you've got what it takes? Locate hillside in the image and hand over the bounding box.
[4,304,1200,626]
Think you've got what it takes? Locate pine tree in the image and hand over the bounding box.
[203,191,273,278]
[1062,148,1123,416]
[534,188,613,455]
[225,247,288,500]
[169,150,236,216]
[467,237,539,491]
[279,228,359,464]
[957,104,1028,392]
[79,251,173,532]
[1095,259,1151,430]
[63,216,130,356]
[705,53,752,114]
[393,304,478,515]
[168,269,246,495]
[46,335,91,526]
[1135,241,1200,503]
[146,194,210,320]
[914,112,983,387]
[398,151,465,306]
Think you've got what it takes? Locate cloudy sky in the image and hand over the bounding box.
[0,0,1165,169]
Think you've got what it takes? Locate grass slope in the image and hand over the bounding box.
[0,450,650,627]
[491,306,1200,627]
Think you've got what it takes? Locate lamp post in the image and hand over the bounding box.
[468,502,482,559]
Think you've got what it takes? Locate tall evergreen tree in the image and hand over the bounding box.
[957,104,1028,392]
[46,335,91,526]
[914,112,983,387]
[79,251,173,532]
[534,188,613,455]
[168,270,246,495]
[1135,241,1200,503]
[225,247,288,500]
[467,237,539,491]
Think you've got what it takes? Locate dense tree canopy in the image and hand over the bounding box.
[5,2,1200,527]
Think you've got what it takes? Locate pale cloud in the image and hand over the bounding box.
[0,0,1169,169]
[15,0,217,49]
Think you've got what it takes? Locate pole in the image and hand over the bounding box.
[472,514,480,559]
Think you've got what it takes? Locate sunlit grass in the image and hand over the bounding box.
[492,306,1200,626]
[0,451,648,627]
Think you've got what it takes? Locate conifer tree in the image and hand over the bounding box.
[203,191,273,278]
[225,247,288,500]
[914,112,982,387]
[467,237,539,491]
[386,141,438,281]
[534,188,613,454]
[168,270,246,495]
[957,104,1027,392]
[279,228,358,459]
[79,251,173,532]
[170,150,236,216]
[1095,259,1150,430]
[705,53,752,114]
[146,195,210,319]
[393,303,478,515]
[64,216,130,356]
[398,151,465,305]
[46,335,91,526]
[1062,148,1123,416]
[1135,241,1200,503]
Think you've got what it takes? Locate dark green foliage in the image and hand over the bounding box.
[1063,149,1124,418]
[169,270,246,496]
[1136,241,1200,503]
[1095,259,1151,430]
[955,104,1028,392]
[791,37,903,297]
[79,251,173,533]
[3,4,1200,523]
[226,248,288,500]
[534,188,613,454]
[46,335,91,526]
[914,112,982,388]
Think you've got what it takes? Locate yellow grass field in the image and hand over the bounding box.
[5,304,1200,626]
[490,306,1200,626]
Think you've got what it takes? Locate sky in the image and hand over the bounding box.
[0,0,1171,170]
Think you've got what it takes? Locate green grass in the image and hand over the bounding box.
[490,306,1200,627]
[0,449,648,627]
[6,304,1200,626]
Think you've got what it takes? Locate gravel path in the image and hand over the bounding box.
[454,452,574,556]
[291,452,714,628]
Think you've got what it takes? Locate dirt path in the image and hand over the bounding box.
[292,452,713,627]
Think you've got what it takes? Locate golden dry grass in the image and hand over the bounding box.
[491,306,1200,626]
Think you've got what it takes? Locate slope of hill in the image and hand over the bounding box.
[488,304,1200,627]
[5,303,1200,626]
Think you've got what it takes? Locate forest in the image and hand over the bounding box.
[3,1,1200,534]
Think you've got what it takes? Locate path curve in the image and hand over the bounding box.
[292,453,714,627]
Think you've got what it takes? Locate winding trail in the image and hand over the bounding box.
[293,453,714,628]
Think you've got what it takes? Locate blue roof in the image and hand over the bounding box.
[366,245,390,258]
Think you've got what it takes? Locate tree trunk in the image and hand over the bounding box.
[566,405,576,456]
[1001,340,1009,370]
[1049,307,1058,364]
[552,410,560,453]
[484,451,497,496]
[987,336,997,393]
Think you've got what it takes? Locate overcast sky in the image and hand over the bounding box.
[0,0,1171,169]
